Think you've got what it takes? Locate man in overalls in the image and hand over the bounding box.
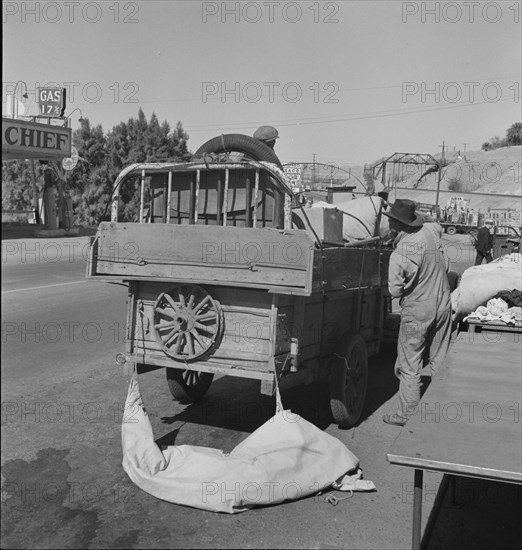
[382,199,452,426]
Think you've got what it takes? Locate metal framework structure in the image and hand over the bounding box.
[365,152,440,184]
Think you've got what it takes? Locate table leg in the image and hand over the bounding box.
[449,474,456,506]
[412,469,423,550]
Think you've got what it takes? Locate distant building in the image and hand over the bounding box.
[487,208,522,232]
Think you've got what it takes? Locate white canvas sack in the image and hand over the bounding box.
[451,253,522,319]
[335,196,384,240]
[122,374,360,513]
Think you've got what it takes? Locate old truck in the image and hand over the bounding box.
[87,135,395,427]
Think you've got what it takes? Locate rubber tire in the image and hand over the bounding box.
[193,134,283,169]
[446,226,457,236]
[166,368,214,403]
[329,333,368,428]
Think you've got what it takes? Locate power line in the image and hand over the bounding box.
[185,96,517,133]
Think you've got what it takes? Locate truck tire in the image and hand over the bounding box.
[166,368,214,403]
[193,134,283,169]
[329,333,368,428]
[446,226,457,236]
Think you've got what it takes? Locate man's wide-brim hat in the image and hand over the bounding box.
[253,126,279,142]
[383,199,424,227]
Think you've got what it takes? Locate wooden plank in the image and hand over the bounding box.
[139,169,145,222]
[166,171,172,224]
[92,222,315,294]
[253,170,259,228]
[388,332,522,483]
[130,352,273,379]
[245,176,252,227]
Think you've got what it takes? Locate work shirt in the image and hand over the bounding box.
[388,225,451,313]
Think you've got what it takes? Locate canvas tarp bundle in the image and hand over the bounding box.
[311,196,387,240]
[122,374,359,513]
[336,196,384,240]
[451,253,522,320]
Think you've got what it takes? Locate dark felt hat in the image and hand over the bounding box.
[383,199,424,227]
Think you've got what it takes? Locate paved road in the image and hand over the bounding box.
[2,238,128,385]
[3,232,511,549]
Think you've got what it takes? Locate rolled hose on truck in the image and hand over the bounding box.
[193,134,283,169]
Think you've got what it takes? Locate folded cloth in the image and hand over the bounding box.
[464,300,521,325]
[495,289,522,307]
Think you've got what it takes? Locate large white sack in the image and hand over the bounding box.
[122,375,359,513]
[451,253,522,320]
[379,212,394,241]
[335,196,384,240]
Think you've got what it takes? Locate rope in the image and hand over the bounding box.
[273,356,286,414]
[320,491,354,506]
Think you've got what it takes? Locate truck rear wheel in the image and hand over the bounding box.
[329,333,368,428]
[446,226,457,235]
[166,368,214,403]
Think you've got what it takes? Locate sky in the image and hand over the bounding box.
[3,0,521,167]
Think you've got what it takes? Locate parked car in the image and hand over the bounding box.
[493,226,521,257]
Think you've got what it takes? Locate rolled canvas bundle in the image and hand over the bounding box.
[451,253,522,320]
[335,196,384,240]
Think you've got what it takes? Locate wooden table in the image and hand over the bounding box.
[466,318,522,335]
[387,324,522,549]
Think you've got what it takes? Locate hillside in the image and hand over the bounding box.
[339,146,521,210]
[345,146,521,196]
[429,146,521,195]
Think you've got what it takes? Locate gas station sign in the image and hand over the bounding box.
[2,117,71,160]
[38,87,66,117]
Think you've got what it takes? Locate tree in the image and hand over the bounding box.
[2,110,194,226]
[2,160,39,217]
[489,135,508,149]
[506,122,522,146]
[104,110,192,222]
[66,117,110,226]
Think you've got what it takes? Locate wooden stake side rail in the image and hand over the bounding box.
[88,223,391,296]
[387,328,522,549]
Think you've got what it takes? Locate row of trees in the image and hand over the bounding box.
[481,122,522,151]
[2,109,191,225]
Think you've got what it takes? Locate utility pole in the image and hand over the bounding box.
[435,141,446,221]
[30,160,40,224]
[312,153,317,189]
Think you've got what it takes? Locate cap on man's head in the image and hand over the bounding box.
[253,126,279,142]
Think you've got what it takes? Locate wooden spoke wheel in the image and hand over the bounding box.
[152,285,223,361]
[166,368,214,403]
[329,333,368,428]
